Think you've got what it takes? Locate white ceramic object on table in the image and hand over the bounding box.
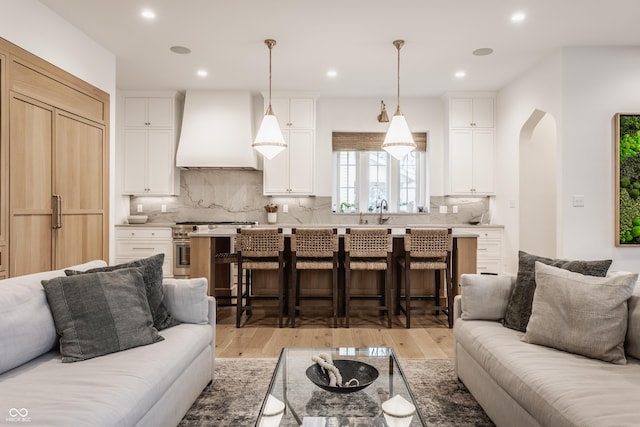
[258,394,285,427]
[381,394,416,427]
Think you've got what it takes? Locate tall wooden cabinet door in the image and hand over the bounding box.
[9,94,54,276]
[54,111,107,268]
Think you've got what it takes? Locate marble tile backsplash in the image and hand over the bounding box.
[129,169,490,226]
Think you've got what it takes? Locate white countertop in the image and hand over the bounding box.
[187,225,484,238]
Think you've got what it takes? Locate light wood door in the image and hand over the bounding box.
[9,93,54,275]
[9,94,107,275]
[54,110,106,268]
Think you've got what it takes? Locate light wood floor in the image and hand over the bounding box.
[215,306,455,359]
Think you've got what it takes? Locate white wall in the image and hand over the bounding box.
[495,52,563,273]
[497,47,640,273]
[520,113,557,258]
[316,97,445,196]
[0,0,118,262]
[562,47,640,272]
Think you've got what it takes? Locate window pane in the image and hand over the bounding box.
[399,152,417,212]
[367,152,388,212]
[337,151,357,212]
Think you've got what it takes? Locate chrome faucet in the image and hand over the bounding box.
[378,199,390,224]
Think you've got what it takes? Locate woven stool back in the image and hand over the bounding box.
[404,228,452,258]
[235,227,284,257]
[344,228,393,257]
[291,228,338,258]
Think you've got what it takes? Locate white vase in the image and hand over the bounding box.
[267,212,277,224]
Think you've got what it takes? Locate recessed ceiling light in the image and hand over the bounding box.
[472,48,494,56]
[141,9,156,20]
[170,46,191,54]
[511,11,526,22]
[197,69,208,77]
[455,70,466,78]
[327,69,338,78]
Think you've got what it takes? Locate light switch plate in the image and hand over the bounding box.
[573,195,585,207]
[136,204,143,213]
[439,206,448,214]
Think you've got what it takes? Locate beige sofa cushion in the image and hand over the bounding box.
[523,262,637,364]
[460,274,513,321]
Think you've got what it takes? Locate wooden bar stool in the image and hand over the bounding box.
[235,227,286,328]
[290,227,339,328]
[344,227,393,328]
[397,227,453,328]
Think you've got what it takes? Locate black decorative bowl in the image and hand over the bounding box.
[305,360,379,394]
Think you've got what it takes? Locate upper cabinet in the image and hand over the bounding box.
[124,97,174,128]
[445,94,496,196]
[121,92,182,195]
[450,97,494,128]
[263,96,316,196]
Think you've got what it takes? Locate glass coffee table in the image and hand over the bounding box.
[255,347,426,426]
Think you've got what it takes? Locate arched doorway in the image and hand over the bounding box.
[519,110,558,257]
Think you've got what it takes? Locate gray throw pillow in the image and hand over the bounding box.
[42,267,164,362]
[65,254,179,330]
[503,251,612,332]
[523,262,637,364]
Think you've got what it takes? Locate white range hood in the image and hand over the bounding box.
[176,90,260,169]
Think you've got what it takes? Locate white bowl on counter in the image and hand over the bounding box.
[127,215,148,224]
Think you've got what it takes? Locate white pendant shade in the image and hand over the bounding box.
[252,113,286,160]
[382,113,416,159]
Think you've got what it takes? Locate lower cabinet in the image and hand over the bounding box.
[114,226,173,277]
[454,227,503,274]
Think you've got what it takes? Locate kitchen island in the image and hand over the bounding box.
[189,227,478,319]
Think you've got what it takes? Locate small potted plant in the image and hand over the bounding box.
[264,203,278,224]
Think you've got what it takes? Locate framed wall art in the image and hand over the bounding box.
[616,113,640,246]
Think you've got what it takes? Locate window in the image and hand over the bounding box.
[332,132,428,213]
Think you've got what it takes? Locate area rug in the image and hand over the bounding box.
[179,358,494,426]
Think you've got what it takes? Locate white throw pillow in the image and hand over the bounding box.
[523,262,637,364]
[460,274,513,321]
[162,278,209,324]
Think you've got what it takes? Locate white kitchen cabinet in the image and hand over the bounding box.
[124,97,174,128]
[445,93,496,195]
[114,226,173,277]
[450,97,494,128]
[449,129,495,194]
[121,92,182,195]
[454,226,503,274]
[263,96,315,196]
[270,97,315,129]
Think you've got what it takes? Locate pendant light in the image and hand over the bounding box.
[382,40,416,160]
[253,39,286,160]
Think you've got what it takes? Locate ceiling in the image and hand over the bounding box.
[39,0,640,97]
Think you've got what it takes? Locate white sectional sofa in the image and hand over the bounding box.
[453,270,640,427]
[0,260,215,427]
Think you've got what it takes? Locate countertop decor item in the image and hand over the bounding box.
[265,203,278,224]
[264,203,278,213]
[306,355,379,394]
[127,215,148,224]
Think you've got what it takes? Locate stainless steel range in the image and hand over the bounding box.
[171,221,255,278]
